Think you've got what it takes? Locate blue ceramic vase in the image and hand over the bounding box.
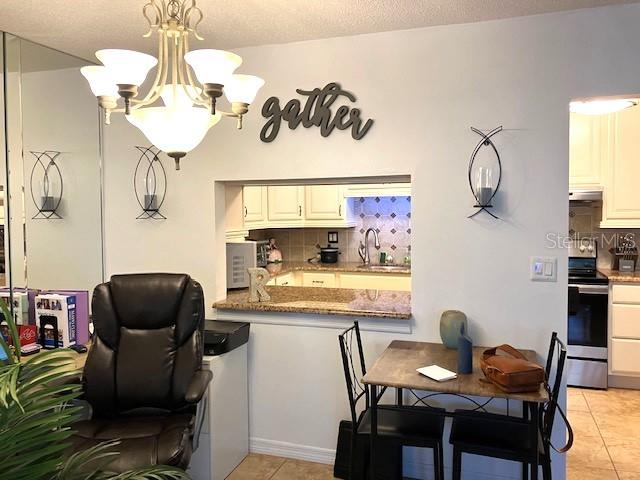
[457,324,473,374]
[439,310,468,349]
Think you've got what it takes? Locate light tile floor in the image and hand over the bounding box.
[568,387,640,480]
[230,389,640,480]
[228,454,336,480]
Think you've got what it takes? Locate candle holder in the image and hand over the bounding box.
[134,146,167,220]
[468,126,503,219]
[30,151,63,219]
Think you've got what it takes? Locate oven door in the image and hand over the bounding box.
[568,283,608,352]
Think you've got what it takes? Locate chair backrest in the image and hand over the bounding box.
[542,331,567,440]
[84,273,205,417]
[338,321,369,426]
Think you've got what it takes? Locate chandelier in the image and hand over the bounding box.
[81,0,264,170]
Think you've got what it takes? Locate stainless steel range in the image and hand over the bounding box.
[567,238,608,389]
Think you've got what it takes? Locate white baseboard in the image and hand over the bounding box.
[249,437,336,465]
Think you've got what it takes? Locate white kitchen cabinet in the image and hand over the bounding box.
[242,186,267,228]
[611,304,640,338]
[273,271,297,286]
[305,185,342,220]
[301,272,336,288]
[611,338,640,375]
[609,282,640,379]
[611,284,640,304]
[601,107,640,228]
[569,112,607,190]
[304,185,356,227]
[338,273,411,292]
[267,186,304,224]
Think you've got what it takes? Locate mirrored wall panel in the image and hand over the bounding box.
[1,32,104,301]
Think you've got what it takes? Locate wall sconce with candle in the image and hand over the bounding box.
[30,151,63,219]
[134,146,167,220]
[468,126,503,219]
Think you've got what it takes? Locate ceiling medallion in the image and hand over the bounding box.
[81,0,264,169]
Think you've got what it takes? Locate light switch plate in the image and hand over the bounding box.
[530,256,557,282]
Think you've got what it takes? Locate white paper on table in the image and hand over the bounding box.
[416,365,458,382]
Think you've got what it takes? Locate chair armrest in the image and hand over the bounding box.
[185,369,212,403]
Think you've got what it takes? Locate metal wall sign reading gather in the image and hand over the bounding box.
[260,82,374,143]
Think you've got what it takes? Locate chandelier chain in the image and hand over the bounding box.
[142,0,204,40]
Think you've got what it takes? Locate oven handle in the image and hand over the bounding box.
[568,284,609,295]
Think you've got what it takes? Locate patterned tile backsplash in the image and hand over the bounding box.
[248,196,412,263]
[569,203,640,270]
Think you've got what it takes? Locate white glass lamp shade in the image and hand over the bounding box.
[184,49,242,86]
[96,49,157,86]
[570,99,637,115]
[225,74,265,104]
[81,66,118,97]
[126,84,220,156]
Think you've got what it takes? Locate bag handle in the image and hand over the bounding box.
[549,403,574,453]
[542,383,574,453]
[482,344,528,361]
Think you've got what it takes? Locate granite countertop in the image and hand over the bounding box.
[264,261,411,276]
[599,268,640,283]
[213,286,412,319]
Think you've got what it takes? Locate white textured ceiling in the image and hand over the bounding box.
[1,0,638,61]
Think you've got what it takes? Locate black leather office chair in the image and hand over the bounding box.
[68,273,212,472]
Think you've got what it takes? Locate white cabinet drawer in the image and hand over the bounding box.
[301,272,336,288]
[275,272,296,286]
[611,338,640,375]
[338,273,411,292]
[612,304,640,338]
[611,284,640,304]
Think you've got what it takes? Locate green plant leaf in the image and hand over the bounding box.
[0,296,20,361]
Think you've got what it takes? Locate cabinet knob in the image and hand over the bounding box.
[244,206,248,217]
[299,205,302,216]
[339,204,342,216]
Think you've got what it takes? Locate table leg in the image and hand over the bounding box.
[529,403,540,480]
[370,384,378,480]
[522,401,529,480]
[396,387,403,406]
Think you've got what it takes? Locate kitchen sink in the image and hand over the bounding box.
[356,264,410,272]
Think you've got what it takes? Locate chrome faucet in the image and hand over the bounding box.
[358,228,380,264]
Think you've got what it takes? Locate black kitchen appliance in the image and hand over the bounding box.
[568,238,608,389]
[319,245,340,264]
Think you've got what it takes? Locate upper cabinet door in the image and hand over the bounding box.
[305,185,344,220]
[267,186,304,222]
[601,107,640,228]
[569,112,606,190]
[243,186,267,226]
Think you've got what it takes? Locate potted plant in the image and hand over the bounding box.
[0,300,190,480]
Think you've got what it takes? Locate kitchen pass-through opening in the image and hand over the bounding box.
[221,176,412,295]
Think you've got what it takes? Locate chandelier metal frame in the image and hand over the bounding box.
[87,0,262,169]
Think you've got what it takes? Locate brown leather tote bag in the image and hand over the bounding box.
[480,344,545,393]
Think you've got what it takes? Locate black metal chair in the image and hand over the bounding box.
[338,321,446,480]
[449,332,571,480]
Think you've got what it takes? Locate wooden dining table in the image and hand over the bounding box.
[362,340,549,480]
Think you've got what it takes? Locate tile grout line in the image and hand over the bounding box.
[268,458,289,479]
[582,391,621,480]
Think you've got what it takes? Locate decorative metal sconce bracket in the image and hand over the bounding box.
[134,146,167,220]
[467,126,503,220]
[30,151,63,220]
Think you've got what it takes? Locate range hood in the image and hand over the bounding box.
[569,190,602,203]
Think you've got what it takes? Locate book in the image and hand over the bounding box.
[416,365,457,382]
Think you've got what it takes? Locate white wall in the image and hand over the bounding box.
[102,5,640,478]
